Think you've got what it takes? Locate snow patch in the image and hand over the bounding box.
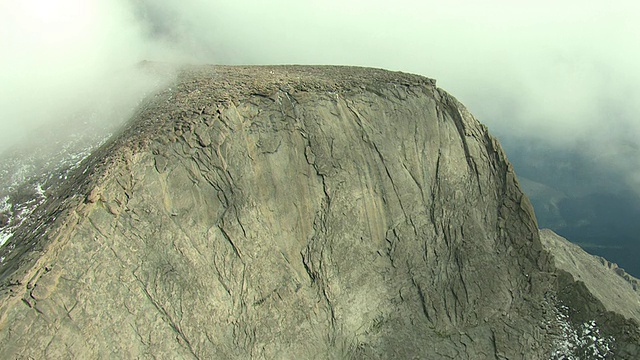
[0,229,12,249]
[550,304,615,359]
[35,183,45,198]
[0,195,9,212]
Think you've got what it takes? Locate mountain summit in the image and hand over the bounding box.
[0,65,638,358]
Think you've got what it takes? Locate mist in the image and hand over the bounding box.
[1,2,639,232]
[2,1,639,145]
[0,0,177,151]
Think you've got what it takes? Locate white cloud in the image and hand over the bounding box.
[1,0,639,159]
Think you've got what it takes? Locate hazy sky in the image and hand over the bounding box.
[1,1,639,185]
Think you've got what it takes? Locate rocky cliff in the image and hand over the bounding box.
[0,65,638,359]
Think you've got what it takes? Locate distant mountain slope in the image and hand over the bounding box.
[540,229,640,324]
[0,65,637,359]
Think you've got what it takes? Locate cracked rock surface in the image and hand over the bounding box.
[0,65,637,358]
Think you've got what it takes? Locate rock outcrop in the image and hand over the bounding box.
[0,65,638,359]
[539,229,640,358]
[540,229,640,324]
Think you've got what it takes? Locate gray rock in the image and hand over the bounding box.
[0,65,637,359]
[540,229,640,324]
[540,229,640,359]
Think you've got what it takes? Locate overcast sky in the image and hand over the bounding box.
[1,1,639,186]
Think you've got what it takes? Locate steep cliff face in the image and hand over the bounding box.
[0,66,637,359]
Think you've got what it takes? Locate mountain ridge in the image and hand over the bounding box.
[0,65,638,359]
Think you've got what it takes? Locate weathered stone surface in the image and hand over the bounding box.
[541,229,640,324]
[0,65,637,358]
[540,229,640,358]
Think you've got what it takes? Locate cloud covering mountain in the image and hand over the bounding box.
[2,0,639,149]
[1,0,639,272]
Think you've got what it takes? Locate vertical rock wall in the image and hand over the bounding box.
[0,66,559,359]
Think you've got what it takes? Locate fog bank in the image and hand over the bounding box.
[1,0,639,189]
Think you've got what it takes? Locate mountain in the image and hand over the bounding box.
[0,65,638,359]
[539,229,640,325]
[498,137,640,278]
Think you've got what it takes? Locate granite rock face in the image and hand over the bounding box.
[0,65,637,359]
